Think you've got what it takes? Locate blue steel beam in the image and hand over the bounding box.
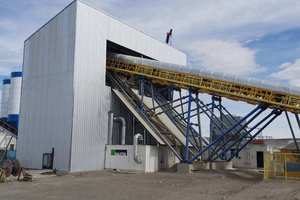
[295,114,300,131]
[194,97,252,139]
[110,73,184,161]
[207,106,268,160]
[183,106,213,120]
[193,98,229,134]
[155,92,208,148]
[139,78,145,111]
[196,93,203,151]
[179,90,185,117]
[148,95,189,112]
[190,105,264,162]
[227,110,281,161]
[208,103,252,156]
[174,103,212,119]
[285,111,300,151]
[213,109,278,160]
[151,88,203,152]
[198,97,236,132]
[184,90,193,162]
[151,84,155,111]
[217,105,250,137]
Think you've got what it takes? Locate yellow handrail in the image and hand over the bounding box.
[106,58,300,114]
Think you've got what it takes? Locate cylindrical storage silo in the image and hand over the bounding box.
[7,71,22,127]
[0,79,11,121]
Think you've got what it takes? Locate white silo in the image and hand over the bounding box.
[0,79,11,121]
[7,72,22,127]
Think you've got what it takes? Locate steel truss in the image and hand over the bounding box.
[132,76,299,163]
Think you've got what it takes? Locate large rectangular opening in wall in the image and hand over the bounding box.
[105,40,154,87]
[106,40,153,59]
[105,40,173,99]
[105,40,158,146]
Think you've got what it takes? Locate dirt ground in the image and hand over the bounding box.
[0,170,300,200]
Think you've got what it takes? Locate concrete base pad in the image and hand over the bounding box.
[194,161,233,170]
[177,163,194,173]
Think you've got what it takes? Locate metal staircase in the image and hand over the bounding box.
[146,87,208,151]
[0,119,17,163]
[108,73,188,161]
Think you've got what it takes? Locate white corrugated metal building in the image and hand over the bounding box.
[17,0,186,172]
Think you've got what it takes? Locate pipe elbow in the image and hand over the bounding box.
[113,116,126,145]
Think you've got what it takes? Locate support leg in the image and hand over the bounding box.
[139,78,145,110]
[191,105,264,162]
[214,109,280,160]
[196,93,203,151]
[208,106,267,160]
[285,111,299,151]
[184,90,193,163]
[228,110,281,160]
[295,114,300,130]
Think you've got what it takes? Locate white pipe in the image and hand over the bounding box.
[108,53,300,96]
[114,116,126,145]
[134,133,143,164]
[107,112,114,145]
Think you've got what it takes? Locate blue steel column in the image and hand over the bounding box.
[207,105,267,160]
[179,90,185,118]
[230,110,281,160]
[295,114,300,131]
[139,78,145,111]
[285,111,299,151]
[215,109,279,160]
[184,90,193,163]
[191,105,262,162]
[196,93,203,151]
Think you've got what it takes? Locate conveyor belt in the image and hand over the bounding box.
[107,54,300,114]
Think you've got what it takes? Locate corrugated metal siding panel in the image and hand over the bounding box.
[17,3,77,171]
[71,1,110,172]
[70,2,186,172]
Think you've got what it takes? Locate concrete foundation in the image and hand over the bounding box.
[177,163,194,173]
[194,161,233,170]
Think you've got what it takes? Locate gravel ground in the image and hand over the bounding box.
[0,170,299,200]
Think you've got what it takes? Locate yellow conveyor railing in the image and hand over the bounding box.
[106,58,300,114]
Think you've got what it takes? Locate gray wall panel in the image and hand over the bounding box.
[71,1,109,171]
[17,3,77,170]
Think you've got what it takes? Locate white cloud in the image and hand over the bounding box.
[271,58,300,87]
[1,0,300,78]
[0,19,17,32]
[0,1,68,76]
[89,0,300,42]
[188,40,260,76]
[0,45,21,75]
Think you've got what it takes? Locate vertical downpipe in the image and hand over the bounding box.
[107,112,114,145]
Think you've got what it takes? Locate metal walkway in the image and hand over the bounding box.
[107,54,300,114]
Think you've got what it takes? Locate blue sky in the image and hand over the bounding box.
[0,0,300,138]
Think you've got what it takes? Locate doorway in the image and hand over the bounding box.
[256,151,264,168]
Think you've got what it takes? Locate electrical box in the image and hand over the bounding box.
[105,145,159,173]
